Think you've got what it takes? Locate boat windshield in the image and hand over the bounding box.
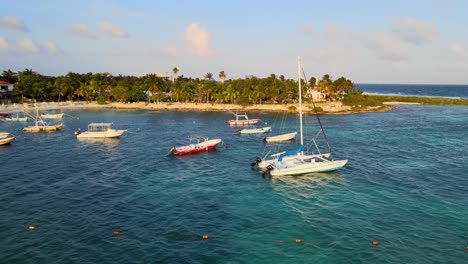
[88,123,112,132]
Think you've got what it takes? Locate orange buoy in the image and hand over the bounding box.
[294,239,302,243]
[465,246,468,251]
[28,226,36,230]
[113,230,120,236]
[372,241,380,246]
[202,235,209,240]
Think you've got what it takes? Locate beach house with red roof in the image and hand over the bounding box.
[0,81,14,93]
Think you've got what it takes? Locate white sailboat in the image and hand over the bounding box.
[254,57,347,176]
[240,126,271,134]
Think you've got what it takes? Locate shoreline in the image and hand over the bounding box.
[0,101,394,115]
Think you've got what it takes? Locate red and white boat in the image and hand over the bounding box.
[169,137,223,156]
[228,112,260,126]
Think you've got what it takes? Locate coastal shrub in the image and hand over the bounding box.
[310,106,323,112]
[342,91,382,109]
[288,105,297,111]
[96,95,107,105]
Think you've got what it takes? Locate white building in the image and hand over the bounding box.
[0,81,14,93]
[306,88,327,101]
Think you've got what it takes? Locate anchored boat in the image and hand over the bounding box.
[228,112,260,126]
[75,123,126,139]
[252,57,347,176]
[169,137,223,156]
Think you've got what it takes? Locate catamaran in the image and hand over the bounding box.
[228,112,260,126]
[253,57,347,176]
[22,107,63,132]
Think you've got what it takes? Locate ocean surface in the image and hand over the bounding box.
[356,83,468,99]
[1,105,467,263]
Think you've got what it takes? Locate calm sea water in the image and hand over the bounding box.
[356,83,468,99]
[1,106,467,263]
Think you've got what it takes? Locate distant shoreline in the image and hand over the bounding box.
[0,101,393,115]
[1,95,468,116]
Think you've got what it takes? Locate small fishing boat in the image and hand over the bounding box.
[41,110,64,119]
[75,123,126,139]
[240,126,271,134]
[264,132,297,142]
[0,136,15,145]
[228,112,260,126]
[0,132,10,139]
[5,112,28,122]
[169,137,223,156]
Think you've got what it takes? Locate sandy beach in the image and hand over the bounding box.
[0,100,394,115]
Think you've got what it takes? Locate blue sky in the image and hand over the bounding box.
[1,0,468,84]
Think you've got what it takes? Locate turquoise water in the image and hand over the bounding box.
[1,106,467,263]
[356,83,468,98]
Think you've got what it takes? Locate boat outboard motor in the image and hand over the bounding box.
[251,157,262,167]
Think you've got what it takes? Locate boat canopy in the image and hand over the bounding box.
[278,145,303,162]
[88,123,113,132]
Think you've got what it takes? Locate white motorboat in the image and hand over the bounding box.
[240,126,271,134]
[228,112,260,126]
[264,132,297,142]
[41,112,64,119]
[75,123,126,139]
[0,132,10,139]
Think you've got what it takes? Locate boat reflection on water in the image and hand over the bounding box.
[267,171,345,198]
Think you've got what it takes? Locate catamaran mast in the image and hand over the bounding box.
[298,56,304,156]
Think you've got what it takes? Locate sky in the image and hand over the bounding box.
[1,0,468,84]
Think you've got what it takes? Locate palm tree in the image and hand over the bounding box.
[219,71,226,83]
[1,69,17,83]
[204,72,213,80]
[172,67,179,83]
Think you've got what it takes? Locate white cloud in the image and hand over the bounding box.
[69,24,96,38]
[0,36,8,52]
[0,16,28,32]
[44,42,59,55]
[184,23,214,57]
[368,32,410,61]
[97,22,129,38]
[448,44,468,59]
[15,38,40,54]
[392,17,436,45]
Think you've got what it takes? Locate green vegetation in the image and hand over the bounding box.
[342,90,383,109]
[288,105,297,111]
[309,106,323,112]
[0,69,355,105]
[367,95,468,106]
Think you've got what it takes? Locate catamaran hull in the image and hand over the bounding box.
[171,139,222,156]
[269,159,348,176]
[258,153,331,170]
[22,124,63,132]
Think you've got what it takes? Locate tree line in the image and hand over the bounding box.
[1,68,355,105]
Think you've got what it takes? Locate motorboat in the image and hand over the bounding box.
[169,137,223,155]
[75,123,126,139]
[228,112,260,126]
